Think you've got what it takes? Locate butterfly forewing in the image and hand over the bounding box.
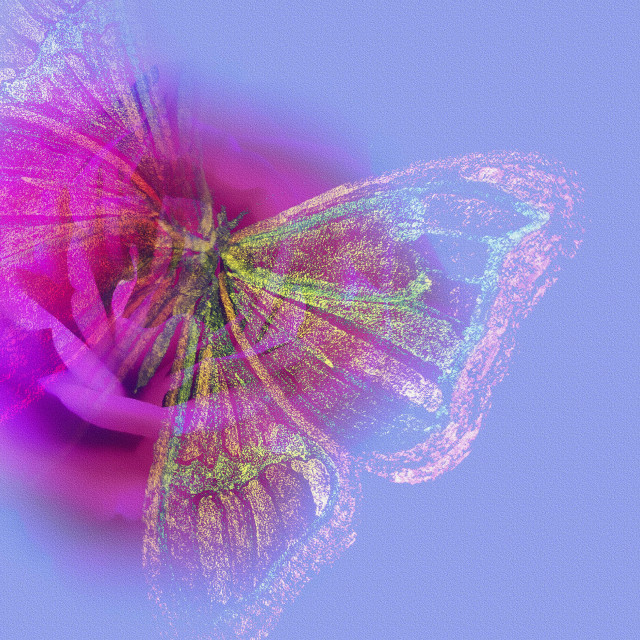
[222,156,582,480]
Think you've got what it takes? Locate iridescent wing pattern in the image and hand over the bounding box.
[222,155,583,486]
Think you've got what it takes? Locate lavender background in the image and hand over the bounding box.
[1,1,637,638]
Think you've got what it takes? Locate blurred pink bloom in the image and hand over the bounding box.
[0,107,364,522]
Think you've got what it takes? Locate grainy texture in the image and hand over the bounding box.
[0,1,583,638]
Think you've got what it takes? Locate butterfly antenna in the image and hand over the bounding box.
[228,210,248,230]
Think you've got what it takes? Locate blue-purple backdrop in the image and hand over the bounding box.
[1,1,636,638]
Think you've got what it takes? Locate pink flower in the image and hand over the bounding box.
[0,94,365,523]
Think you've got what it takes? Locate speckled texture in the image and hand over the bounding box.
[0,2,583,638]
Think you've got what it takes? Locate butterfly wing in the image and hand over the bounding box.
[146,152,582,636]
[142,276,359,639]
[0,0,175,327]
[221,153,583,482]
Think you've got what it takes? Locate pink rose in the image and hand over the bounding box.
[0,81,366,524]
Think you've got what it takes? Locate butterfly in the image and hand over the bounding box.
[0,1,583,638]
